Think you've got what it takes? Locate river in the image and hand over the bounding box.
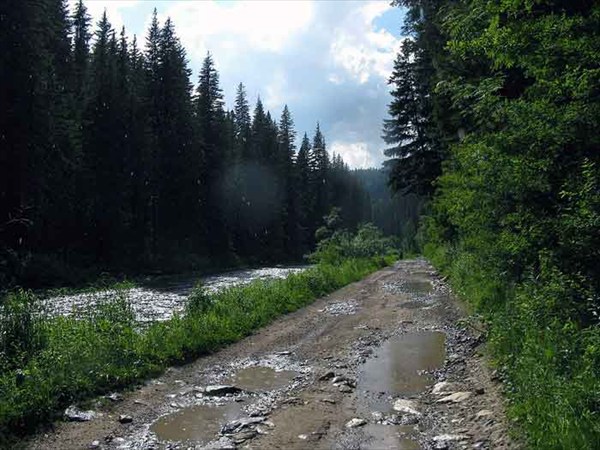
[42,266,309,323]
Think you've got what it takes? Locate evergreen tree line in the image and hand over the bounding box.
[0,0,373,286]
[353,169,423,253]
[384,1,599,446]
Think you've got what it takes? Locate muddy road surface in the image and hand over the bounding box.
[29,259,514,450]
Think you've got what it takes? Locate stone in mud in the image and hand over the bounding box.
[89,441,100,449]
[433,434,469,448]
[399,414,419,425]
[204,436,236,450]
[392,399,421,416]
[371,411,384,422]
[232,429,258,444]
[220,416,266,434]
[438,391,472,403]
[333,375,356,388]
[64,405,96,422]
[178,386,196,396]
[318,371,335,381]
[105,392,123,402]
[256,425,270,435]
[204,385,243,396]
[118,415,133,424]
[476,409,494,419]
[431,381,458,395]
[339,384,353,393]
[345,418,367,428]
[320,397,336,404]
[381,414,400,425]
[282,397,303,405]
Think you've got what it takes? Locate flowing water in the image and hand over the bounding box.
[43,265,308,323]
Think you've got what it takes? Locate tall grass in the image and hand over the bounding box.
[425,243,600,449]
[0,256,391,442]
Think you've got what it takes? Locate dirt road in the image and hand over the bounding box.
[29,259,514,450]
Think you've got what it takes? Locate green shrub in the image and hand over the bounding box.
[310,223,399,264]
[0,290,48,372]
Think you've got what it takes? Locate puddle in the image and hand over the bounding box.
[226,366,298,392]
[404,280,433,295]
[357,331,446,412]
[351,332,444,449]
[151,402,243,445]
[382,280,433,296]
[362,424,421,450]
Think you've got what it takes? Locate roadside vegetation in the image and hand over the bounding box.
[384,2,599,448]
[0,224,397,443]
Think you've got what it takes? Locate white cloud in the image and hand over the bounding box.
[159,1,314,63]
[72,0,140,33]
[264,70,292,111]
[329,1,401,84]
[330,141,376,169]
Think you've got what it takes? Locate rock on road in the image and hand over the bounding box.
[29,259,515,450]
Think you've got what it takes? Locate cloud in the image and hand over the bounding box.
[331,141,376,169]
[158,1,314,62]
[72,0,140,32]
[73,0,405,169]
[329,2,402,84]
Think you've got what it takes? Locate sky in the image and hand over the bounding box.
[76,1,406,169]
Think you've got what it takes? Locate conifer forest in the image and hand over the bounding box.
[0,1,409,287]
[1,0,599,448]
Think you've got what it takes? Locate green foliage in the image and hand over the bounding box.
[311,222,399,265]
[185,282,213,315]
[388,0,600,447]
[0,256,389,441]
[0,290,48,373]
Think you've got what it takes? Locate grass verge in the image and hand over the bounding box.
[0,255,392,443]
[424,243,600,449]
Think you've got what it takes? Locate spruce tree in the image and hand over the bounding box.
[72,0,91,102]
[278,105,298,257]
[154,17,196,252]
[310,123,330,231]
[196,52,228,256]
[295,133,313,252]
